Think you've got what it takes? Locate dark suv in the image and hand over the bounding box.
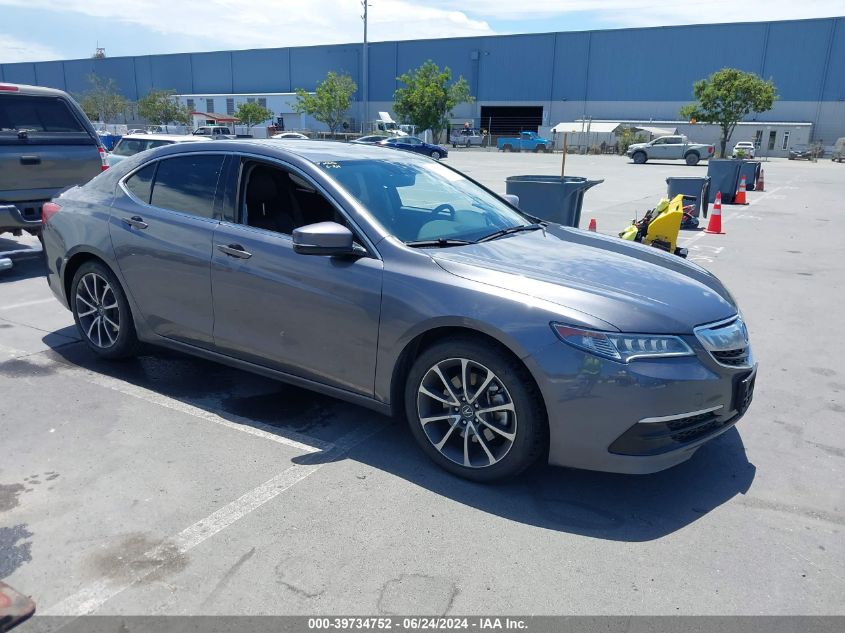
[0,83,105,237]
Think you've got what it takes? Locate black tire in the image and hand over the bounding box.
[452,143,457,148]
[70,260,140,359]
[685,152,700,166]
[430,150,441,159]
[502,144,513,152]
[534,144,546,153]
[404,337,547,482]
[632,151,647,164]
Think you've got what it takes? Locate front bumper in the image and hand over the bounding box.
[526,338,756,474]
[0,202,43,232]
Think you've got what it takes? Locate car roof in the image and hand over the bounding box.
[0,82,73,98]
[120,133,205,142]
[147,138,414,164]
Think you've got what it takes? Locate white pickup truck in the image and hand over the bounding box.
[192,125,236,139]
[627,135,715,165]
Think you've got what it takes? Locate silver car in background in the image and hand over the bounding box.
[42,140,756,482]
[107,133,207,167]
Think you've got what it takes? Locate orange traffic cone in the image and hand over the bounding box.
[734,175,748,205]
[757,169,765,191]
[587,218,597,232]
[705,192,725,234]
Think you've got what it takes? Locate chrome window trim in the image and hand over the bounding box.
[638,405,724,425]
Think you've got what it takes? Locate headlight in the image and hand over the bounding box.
[551,323,694,362]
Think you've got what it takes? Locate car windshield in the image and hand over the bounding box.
[792,144,809,150]
[319,157,531,244]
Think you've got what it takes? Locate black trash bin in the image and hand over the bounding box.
[706,159,742,204]
[666,176,711,218]
[505,175,603,228]
[738,160,761,191]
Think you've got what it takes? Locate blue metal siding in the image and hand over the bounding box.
[232,49,291,93]
[191,51,233,94]
[2,63,36,85]
[368,42,398,101]
[290,45,360,94]
[1,16,842,135]
[478,34,556,101]
[588,23,767,101]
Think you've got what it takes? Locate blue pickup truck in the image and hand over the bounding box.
[497,131,552,153]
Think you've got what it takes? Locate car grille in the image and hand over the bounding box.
[712,347,750,367]
[667,413,723,443]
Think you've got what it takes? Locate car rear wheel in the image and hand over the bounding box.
[71,261,139,359]
[502,144,513,152]
[685,152,700,166]
[632,151,647,164]
[405,338,547,482]
[430,150,441,159]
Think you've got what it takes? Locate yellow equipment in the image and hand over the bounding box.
[619,194,686,257]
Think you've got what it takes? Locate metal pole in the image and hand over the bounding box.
[362,1,369,133]
[561,133,568,178]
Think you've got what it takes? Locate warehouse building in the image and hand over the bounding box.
[1,16,842,149]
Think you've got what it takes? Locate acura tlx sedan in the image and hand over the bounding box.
[42,140,757,482]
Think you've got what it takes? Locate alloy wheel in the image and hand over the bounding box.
[75,272,120,348]
[416,358,518,468]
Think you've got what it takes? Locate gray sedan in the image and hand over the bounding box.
[42,140,756,482]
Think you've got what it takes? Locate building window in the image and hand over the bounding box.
[186,98,195,111]
[753,129,762,148]
[781,131,790,150]
[205,98,214,112]
[258,98,267,108]
[226,98,235,115]
[768,131,777,151]
[247,97,255,103]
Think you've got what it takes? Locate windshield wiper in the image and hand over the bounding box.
[405,238,476,248]
[476,223,545,243]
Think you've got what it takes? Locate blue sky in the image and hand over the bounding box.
[0,0,842,63]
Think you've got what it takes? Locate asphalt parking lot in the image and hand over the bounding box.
[1,152,843,618]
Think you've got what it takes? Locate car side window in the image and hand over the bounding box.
[652,138,666,145]
[239,161,348,236]
[124,162,157,204]
[150,155,225,219]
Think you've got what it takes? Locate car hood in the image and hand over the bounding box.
[627,143,648,151]
[430,227,737,334]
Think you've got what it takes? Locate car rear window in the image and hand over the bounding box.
[0,95,86,133]
[113,138,149,156]
[149,155,224,219]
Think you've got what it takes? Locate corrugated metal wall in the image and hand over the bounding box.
[2,17,842,136]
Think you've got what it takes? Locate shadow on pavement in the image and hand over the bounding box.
[0,252,46,283]
[39,337,755,542]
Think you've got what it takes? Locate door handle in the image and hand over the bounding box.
[20,155,41,165]
[122,215,148,229]
[217,243,252,259]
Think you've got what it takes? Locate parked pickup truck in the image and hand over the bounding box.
[1,83,105,237]
[627,135,715,165]
[497,131,552,153]
[192,125,237,139]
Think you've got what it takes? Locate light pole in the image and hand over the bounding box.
[361,1,371,133]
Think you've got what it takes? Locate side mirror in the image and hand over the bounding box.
[293,221,356,256]
[502,194,520,208]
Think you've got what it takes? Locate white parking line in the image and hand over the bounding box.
[42,422,383,616]
[25,352,333,454]
[0,297,57,311]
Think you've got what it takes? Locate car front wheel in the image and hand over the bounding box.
[430,150,441,159]
[632,151,647,164]
[71,260,139,359]
[405,338,547,482]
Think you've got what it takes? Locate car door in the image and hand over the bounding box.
[648,137,668,159]
[110,153,226,348]
[210,157,383,396]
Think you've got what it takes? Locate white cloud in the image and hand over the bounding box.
[0,34,64,62]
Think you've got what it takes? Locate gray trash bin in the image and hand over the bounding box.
[706,159,742,204]
[738,160,761,191]
[505,175,603,228]
[666,176,711,218]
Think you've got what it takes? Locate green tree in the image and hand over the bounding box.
[234,101,274,130]
[77,75,128,123]
[393,60,473,143]
[680,68,777,157]
[293,72,357,137]
[137,89,191,127]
